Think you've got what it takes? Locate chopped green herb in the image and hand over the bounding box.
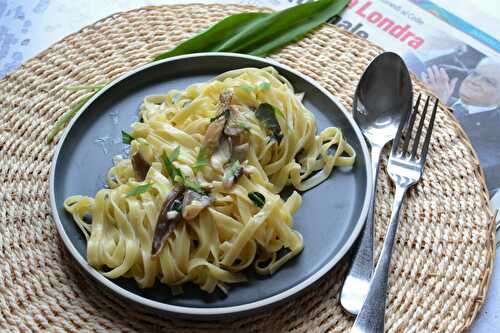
[192,146,209,171]
[258,81,271,91]
[209,109,230,123]
[238,122,251,129]
[238,83,255,93]
[273,107,285,119]
[256,103,283,144]
[248,192,266,208]
[184,178,203,193]
[170,145,181,161]
[173,168,203,193]
[126,183,152,197]
[161,146,182,180]
[162,151,178,180]
[223,160,241,183]
[121,130,134,145]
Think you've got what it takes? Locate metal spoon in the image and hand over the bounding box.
[340,52,413,316]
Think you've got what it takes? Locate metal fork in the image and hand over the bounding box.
[351,95,439,333]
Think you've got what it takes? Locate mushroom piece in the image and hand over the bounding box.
[181,189,213,220]
[203,115,226,152]
[219,90,233,109]
[229,134,249,163]
[232,143,249,163]
[224,105,247,137]
[202,91,234,151]
[131,151,150,181]
[151,185,185,257]
[210,136,232,171]
[222,160,245,190]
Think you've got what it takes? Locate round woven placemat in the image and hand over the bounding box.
[0,4,495,332]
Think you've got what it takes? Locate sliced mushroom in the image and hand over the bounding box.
[223,161,245,190]
[182,189,213,220]
[203,91,234,150]
[232,142,249,163]
[210,136,232,171]
[229,134,249,163]
[224,105,247,137]
[219,90,233,109]
[151,185,185,257]
[131,152,150,181]
[203,115,226,152]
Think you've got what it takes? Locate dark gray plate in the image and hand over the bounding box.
[50,53,371,319]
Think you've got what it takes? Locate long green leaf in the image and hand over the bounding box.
[153,12,269,61]
[153,0,348,61]
[46,94,94,143]
[244,0,350,57]
[64,83,108,92]
[215,0,349,55]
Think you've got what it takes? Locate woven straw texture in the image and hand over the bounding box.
[0,4,495,332]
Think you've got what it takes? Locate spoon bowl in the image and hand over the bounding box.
[353,52,413,143]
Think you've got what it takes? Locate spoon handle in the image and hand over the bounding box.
[340,143,383,316]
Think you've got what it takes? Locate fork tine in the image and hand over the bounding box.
[410,96,431,159]
[420,98,439,164]
[402,93,422,153]
[391,98,414,156]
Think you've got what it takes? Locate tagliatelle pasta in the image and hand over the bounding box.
[64,67,355,294]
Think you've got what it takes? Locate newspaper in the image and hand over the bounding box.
[243,0,500,204]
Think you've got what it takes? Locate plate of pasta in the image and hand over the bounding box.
[50,53,371,318]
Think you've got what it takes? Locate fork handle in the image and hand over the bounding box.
[351,185,407,333]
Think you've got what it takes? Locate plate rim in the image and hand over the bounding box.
[49,52,372,317]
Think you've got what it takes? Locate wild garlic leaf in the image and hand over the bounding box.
[152,12,268,61]
[238,122,251,129]
[46,94,94,143]
[64,83,108,92]
[183,178,203,193]
[238,83,255,93]
[152,0,349,60]
[162,146,183,180]
[121,130,134,144]
[256,103,283,143]
[273,106,285,119]
[172,167,203,192]
[223,160,242,183]
[258,81,271,91]
[170,145,181,161]
[223,0,351,57]
[126,183,152,197]
[162,151,178,180]
[192,146,209,171]
[248,192,266,208]
[209,109,230,123]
